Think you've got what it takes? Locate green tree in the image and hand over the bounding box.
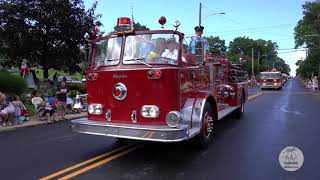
[205,36,226,56]
[0,0,100,78]
[294,1,320,78]
[227,36,289,76]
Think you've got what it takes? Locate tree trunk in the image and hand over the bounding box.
[41,54,49,79]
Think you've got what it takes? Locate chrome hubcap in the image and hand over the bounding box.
[204,112,214,137]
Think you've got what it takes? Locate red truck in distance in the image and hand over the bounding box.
[71,17,248,148]
[260,70,283,90]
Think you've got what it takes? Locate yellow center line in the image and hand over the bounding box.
[58,144,144,180]
[248,92,263,101]
[39,142,139,180]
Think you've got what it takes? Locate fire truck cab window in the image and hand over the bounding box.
[94,37,122,67]
[123,34,180,65]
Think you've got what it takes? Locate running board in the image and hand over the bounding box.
[218,106,240,120]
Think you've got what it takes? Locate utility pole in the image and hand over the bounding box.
[273,62,275,69]
[251,48,254,78]
[257,51,260,73]
[199,3,202,26]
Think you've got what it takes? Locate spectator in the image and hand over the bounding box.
[12,96,24,124]
[312,76,319,91]
[37,101,55,124]
[56,80,69,121]
[6,95,15,126]
[20,59,29,78]
[0,93,8,127]
[53,72,58,84]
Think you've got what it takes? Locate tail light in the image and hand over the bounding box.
[112,83,127,100]
[147,69,162,79]
[262,79,267,83]
[273,79,279,83]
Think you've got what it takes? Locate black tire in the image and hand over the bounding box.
[234,95,244,118]
[194,102,216,149]
[278,86,282,90]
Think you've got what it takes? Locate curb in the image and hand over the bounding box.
[0,115,87,133]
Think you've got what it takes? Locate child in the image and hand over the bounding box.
[12,96,24,124]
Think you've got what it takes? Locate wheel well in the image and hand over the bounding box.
[206,96,217,118]
[242,88,245,102]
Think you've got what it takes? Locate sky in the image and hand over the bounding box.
[84,0,309,76]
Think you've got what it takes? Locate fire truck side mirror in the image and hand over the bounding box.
[195,41,204,65]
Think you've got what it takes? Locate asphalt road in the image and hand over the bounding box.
[1,79,320,180]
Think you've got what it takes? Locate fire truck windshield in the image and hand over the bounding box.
[123,34,180,65]
[94,37,122,67]
[261,72,281,79]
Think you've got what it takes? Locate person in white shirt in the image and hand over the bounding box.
[162,38,178,60]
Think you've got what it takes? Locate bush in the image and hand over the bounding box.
[0,70,28,95]
[67,82,86,94]
[69,90,80,98]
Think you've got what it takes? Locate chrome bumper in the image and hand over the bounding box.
[260,84,282,89]
[71,118,190,142]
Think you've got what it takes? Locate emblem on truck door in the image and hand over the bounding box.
[113,74,128,79]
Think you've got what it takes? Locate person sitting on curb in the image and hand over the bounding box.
[37,101,55,124]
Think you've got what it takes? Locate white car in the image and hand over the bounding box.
[58,76,82,83]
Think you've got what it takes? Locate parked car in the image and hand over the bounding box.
[57,76,82,84]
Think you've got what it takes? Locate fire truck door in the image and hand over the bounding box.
[216,64,228,109]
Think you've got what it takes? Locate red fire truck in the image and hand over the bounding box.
[260,70,283,90]
[72,17,248,148]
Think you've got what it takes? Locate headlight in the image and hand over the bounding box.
[140,105,160,118]
[88,103,103,115]
[166,111,182,128]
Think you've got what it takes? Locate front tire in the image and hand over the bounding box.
[194,102,216,149]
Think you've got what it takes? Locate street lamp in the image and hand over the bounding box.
[201,12,226,21]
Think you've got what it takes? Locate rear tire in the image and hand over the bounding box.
[193,102,216,149]
[234,95,244,118]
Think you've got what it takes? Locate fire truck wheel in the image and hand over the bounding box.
[234,96,244,118]
[195,102,216,149]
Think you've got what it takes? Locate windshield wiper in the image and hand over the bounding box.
[159,57,178,66]
[94,58,118,70]
[125,58,153,67]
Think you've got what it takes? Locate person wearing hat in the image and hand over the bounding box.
[189,25,209,56]
[161,38,179,61]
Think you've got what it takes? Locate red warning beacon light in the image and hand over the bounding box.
[158,16,166,29]
[116,17,132,32]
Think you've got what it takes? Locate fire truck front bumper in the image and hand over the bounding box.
[71,118,190,142]
[260,83,282,89]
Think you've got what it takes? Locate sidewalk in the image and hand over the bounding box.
[0,112,87,133]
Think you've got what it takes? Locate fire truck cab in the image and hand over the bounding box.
[72,17,248,148]
[260,70,283,90]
